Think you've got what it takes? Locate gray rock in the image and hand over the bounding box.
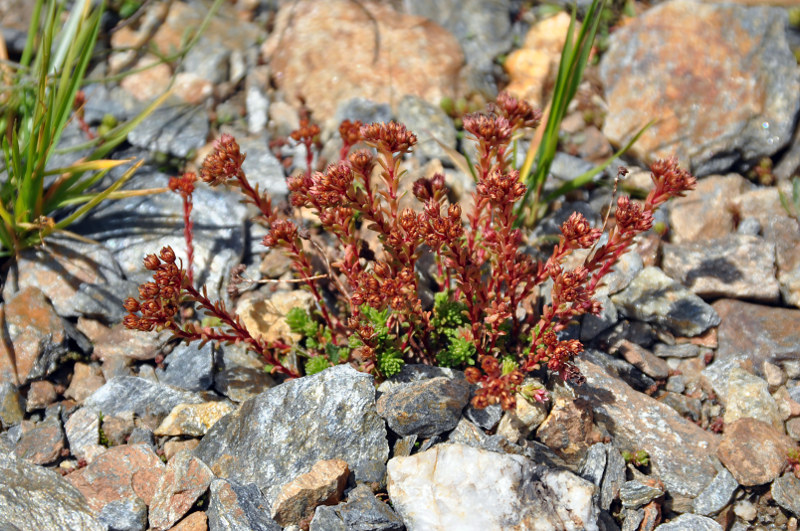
[207,478,281,531]
[463,402,503,431]
[334,98,393,126]
[127,101,209,158]
[64,407,104,464]
[403,0,511,94]
[183,43,230,86]
[127,427,156,451]
[237,133,288,200]
[693,468,738,516]
[580,443,626,512]
[654,513,722,531]
[621,509,644,531]
[195,365,389,504]
[652,343,699,359]
[576,358,720,498]
[662,235,780,302]
[72,279,141,324]
[73,171,247,301]
[582,349,656,393]
[771,472,800,517]
[309,483,404,531]
[376,376,470,438]
[736,217,762,236]
[620,480,664,509]
[98,497,148,531]
[723,366,781,429]
[13,417,65,465]
[395,95,456,162]
[84,377,203,423]
[581,295,618,342]
[246,70,271,134]
[0,445,105,530]
[156,342,215,392]
[611,267,720,337]
[600,1,799,177]
[82,83,144,124]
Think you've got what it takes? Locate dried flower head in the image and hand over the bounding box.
[262,219,299,248]
[561,212,602,249]
[168,172,196,197]
[348,149,376,178]
[462,113,512,146]
[494,91,542,130]
[290,117,321,143]
[477,168,526,204]
[200,134,245,186]
[360,122,417,154]
[650,157,696,198]
[339,119,363,147]
[615,196,653,233]
[309,161,355,207]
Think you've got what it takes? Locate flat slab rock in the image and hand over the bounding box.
[576,357,720,497]
[194,364,388,505]
[387,442,599,531]
[600,0,799,176]
[0,442,105,530]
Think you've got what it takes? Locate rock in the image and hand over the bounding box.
[66,443,165,512]
[536,394,604,464]
[156,342,216,392]
[620,480,664,509]
[717,418,795,486]
[581,294,618,342]
[733,499,757,522]
[262,0,465,124]
[612,340,670,380]
[72,279,141,325]
[271,459,349,527]
[652,343,699,359]
[575,358,719,497]
[0,287,72,385]
[704,299,800,401]
[2,237,126,320]
[505,12,573,107]
[771,472,800,518]
[387,442,599,530]
[692,467,738,516]
[154,401,235,437]
[25,380,56,412]
[64,362,106,404]
[600,0,799,176]
[309,483,404,531]
[13,417,64,465]
[581,348,656,393]
[171,511,208,531]
[395,95,457,162]
[118,55,173,102]
[787,417,800,441]
[404,0,511,95]
[463,402,503,431]
[84,377,203,427]
[611,266,720,337]
[74,169,247,301]
[654,514,722,531]
[237,133,289,200]
[163,439,200,462]
[236,290,316,345]
[0,382,25,428]
[376,375,470,438]
[98,496,148,531]
[658,392,701,422]
[207,478,281,531]
[579,442,626,512]
[495,391,549,444]
[214,366,277,403]
[91,323,171,363]
[723,366,782,429]
[731,182,800,308]
[195,365,388,504]
[148,451,214,530]
[65,407,106,464]
[0,444,105,530]
[127,99,209,158]
[662,235,780,302]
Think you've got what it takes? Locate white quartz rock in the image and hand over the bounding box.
[387,443,598,531]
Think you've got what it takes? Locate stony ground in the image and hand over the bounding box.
[1,0,800,530]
